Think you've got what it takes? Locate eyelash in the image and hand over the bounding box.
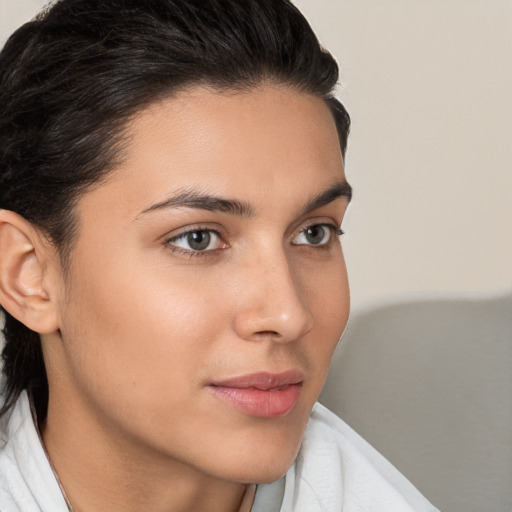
[294,223,344,247]
[164,225,225,258]
[164,223,344,258]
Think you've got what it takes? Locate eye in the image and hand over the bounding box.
[166,229,225,253]
[292,224,341,246]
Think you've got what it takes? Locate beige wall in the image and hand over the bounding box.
[0,0,45,42]
[2,0,511,311]
[295,0,512,311]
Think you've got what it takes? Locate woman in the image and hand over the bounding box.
[0,1,439,511]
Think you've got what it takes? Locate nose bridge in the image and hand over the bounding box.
[233,243,314,343]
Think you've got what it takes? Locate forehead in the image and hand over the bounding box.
[76,84,346,223]
[127,84,340,156]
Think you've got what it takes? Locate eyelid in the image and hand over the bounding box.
[163,225,228,256]
[291,220,343,246]
[161,218,344,257]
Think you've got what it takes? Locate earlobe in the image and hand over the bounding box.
[0,210,59,334]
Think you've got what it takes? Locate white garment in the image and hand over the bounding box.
[0,391,440,512]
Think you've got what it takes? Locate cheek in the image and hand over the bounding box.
[302,254,349,366]
[301,249,349,324]
[59,250,229,410]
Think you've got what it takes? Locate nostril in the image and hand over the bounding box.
[255,330,280,337]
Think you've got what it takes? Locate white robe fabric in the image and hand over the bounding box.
[0,391,440,512]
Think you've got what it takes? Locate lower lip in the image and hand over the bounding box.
[208,384,301,418]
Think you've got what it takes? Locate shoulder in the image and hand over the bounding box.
[281,403,440,512]
[0,391,68,512]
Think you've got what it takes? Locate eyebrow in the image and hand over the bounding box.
[137,181,352,219]
[138,188,255,218]
[299,181,352,216]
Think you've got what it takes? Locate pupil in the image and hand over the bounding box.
[306,226,326,244]
[187,231,211,250]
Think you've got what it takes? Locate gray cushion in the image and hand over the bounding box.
[320,294,512,512]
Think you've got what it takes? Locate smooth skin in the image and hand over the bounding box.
[0,84,350,512]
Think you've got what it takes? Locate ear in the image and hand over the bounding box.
[0,210,59,334]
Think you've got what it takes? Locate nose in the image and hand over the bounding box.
[233,249,314,344]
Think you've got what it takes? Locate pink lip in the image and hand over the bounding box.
[208,370,304,418]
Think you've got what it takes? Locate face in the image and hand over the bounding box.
[45,84,350,484]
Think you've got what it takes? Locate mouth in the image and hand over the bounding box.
[208,370,304,418]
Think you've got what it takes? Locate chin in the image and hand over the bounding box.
[219,459,296,485]
[250,465,294,485]
[208,435,303,485]
[206,404,313,483]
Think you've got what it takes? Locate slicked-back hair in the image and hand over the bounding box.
[0,0,350,418]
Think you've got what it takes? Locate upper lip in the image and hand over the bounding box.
[211,370,304,390]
